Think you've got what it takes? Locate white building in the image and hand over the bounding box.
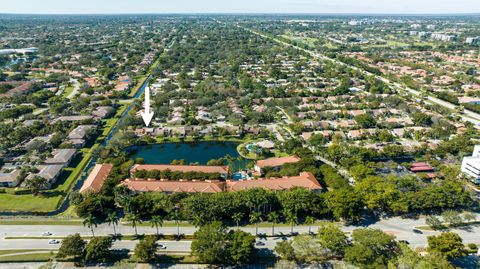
[461,145,480,184]
[466,37,479,45]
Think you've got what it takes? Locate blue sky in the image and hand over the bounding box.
[1,0,479,14]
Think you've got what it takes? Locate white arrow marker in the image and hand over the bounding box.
[140,86,154,127]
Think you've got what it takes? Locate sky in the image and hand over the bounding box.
[1,0,480,14]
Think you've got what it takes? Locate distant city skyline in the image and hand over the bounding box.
[1,0,480,15]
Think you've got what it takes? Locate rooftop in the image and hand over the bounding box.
[80,164,113,193]
[256,156,301,168]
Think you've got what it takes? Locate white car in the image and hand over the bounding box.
[158,244,167,249]
[48,239,60,244]
[42,232,52,236]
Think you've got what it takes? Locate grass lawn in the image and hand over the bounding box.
[61,86,74,98]
[0,146,94,213]
[0,194,61,213]
[0,219,83,225]
[128,75,148,98]
[0,252,53,263]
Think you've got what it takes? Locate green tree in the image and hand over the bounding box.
[171,208,181,238]
[85,236,113,263]
[107,211,119,235]
[191,221,229,264]
[228,230,256,265]
[304,216,316,234]
[317,224,350,257]
[268,212,280,236]
[274,240,296,261]
[83,215,97,237]
[285,212,299,234]
[291,235,330,263]
[355,114,377,128]
[324,189,363,222]
[150,215,164,235]
[126,213,142,236]
[427,232,467,259]
[249,211,262,236]
[24,176,48,195]
[344,228,398,268]
[134,235,158,262]
[232,212,244,229]
[442,210,462,227]
[426,215,445,230]
[56,233,86,261]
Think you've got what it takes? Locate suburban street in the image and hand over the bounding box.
[242,26,480,129]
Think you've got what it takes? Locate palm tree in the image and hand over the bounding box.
[83,215,97,237]
[232,212,244,229]
[268,212,280,236]
[249,211,262,236]
[171,208,181,238]
[150,215,164,235]
[107,211,119,235]
[126,213,142,236]
[305,216,316,235]
[286,212,298,235]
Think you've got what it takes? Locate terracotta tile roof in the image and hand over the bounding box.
[80,164,113,193]
[131,164,229,175]
[122,179,225,193]
[226,172,322,192]
[410,162,434,172]
[256,156,301,168]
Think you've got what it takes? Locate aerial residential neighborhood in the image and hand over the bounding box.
[0,1,480,268]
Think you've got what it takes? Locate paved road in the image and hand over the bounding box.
[66,78,80,99]
[1,216,480,251]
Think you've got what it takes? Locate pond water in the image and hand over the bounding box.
[129,141,251,172]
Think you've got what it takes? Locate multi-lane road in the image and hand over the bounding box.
[1,215,480,252]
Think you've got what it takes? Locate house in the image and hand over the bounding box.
[461,145,480,184]
[35,164,64,188]
[410,162,434,172]
[92,106,114,119]
[80,164,113,193]
[255,140,275,149]
[24,135,53,150]
[44,149,76,167]
[254,156,301,175]
[226,172,323,193]
[67,125,96,148]
[0,170,21,187]
[52,115,93,123]
[131,164,230,179]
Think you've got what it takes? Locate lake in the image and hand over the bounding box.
[129,141,251,171]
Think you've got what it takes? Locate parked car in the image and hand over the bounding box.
[255,241,266,246]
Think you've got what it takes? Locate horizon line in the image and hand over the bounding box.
[1,12,480,16]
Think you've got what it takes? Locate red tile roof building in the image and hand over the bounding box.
[254,156,301,175]
[122,179,224,194]
[80,164,113,193]
[122,172,322,194]
[227,172,322,193]
[410,162,434,173]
